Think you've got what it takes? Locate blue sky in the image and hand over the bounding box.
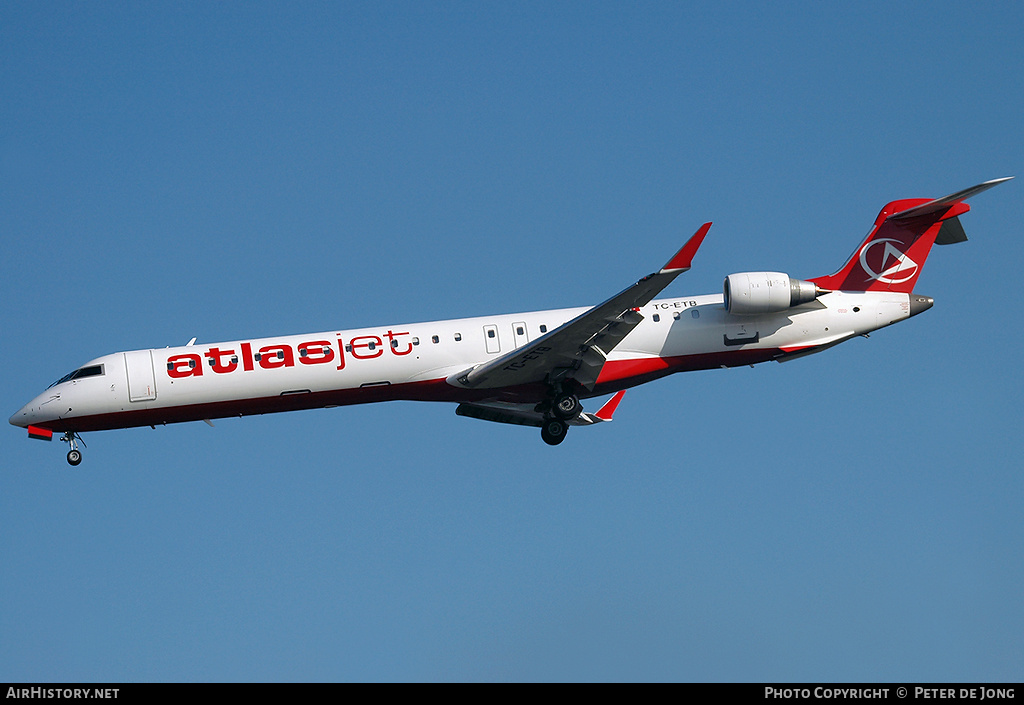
[2,1,1021,682]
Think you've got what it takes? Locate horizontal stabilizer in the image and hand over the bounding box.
[889,177,1012,221]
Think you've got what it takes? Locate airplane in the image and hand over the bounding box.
[10,178,1012,465]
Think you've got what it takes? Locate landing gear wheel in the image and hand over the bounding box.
[541,418,568,446]
[61,431,85,466]
[551,393,582,421]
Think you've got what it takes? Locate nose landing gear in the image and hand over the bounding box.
[60,431,85,466]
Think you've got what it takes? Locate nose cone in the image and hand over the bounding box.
[909,295,934,317]
[10,392,51,429]
[10,404,31,428]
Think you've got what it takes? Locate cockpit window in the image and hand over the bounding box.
[48,364,104,389]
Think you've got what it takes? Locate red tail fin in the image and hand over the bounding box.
[811,178,1011,293]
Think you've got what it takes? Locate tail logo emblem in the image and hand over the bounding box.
[860,238,919,284]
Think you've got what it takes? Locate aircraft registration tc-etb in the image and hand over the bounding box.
[11,178,1012,465]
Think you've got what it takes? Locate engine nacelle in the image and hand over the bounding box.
[723,272,822,315]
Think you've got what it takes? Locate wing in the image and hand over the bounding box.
[456,390,627,428]
[446,223,711,392]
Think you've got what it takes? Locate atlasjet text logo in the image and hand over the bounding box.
[860,238,919,284]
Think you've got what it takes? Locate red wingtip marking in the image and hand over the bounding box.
[27,425,53,441]
[663,222,712,272]
[595,390,627,421]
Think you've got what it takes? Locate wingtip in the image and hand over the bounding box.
[661,222,712,273]
[594,390,626,421]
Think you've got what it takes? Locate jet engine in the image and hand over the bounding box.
[723,272,824,315]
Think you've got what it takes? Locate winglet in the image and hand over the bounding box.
[594,390,626,421]
[661,223,712,273]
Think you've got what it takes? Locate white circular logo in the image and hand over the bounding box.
[859,238,919,284]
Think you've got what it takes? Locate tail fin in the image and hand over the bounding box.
[811,178,1012,293]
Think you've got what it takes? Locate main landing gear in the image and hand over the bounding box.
[539,385,582,446]
[541,418,568,446]
[61,431,85,466]
[551,392,582,421]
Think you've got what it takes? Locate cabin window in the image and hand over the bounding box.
[540,325,548,333]
[345,344,352,352]
[673,311,680,320]
[412,337,419,346]
[653,314,661,322]
[255,353,262,361]
[431,335,439,344]
[454,333,462,342]
[277,350,285,359]
[391,339,399,348]
[367,342,376,351]
[299,348,307,357]
[691,309,700,319]
[189,359,196,368]
[231,355,238,364]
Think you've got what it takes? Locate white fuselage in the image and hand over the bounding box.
[10,289,913,434]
